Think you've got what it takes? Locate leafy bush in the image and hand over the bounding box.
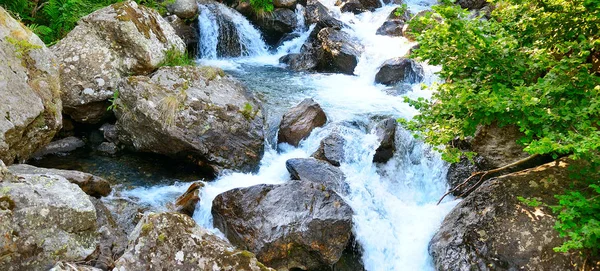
[403,0,600,255]
[248,0,273,13]
[159,46,195,67]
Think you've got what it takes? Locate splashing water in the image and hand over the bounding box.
[124,0,460,270]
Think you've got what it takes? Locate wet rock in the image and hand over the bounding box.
[89,198,128,270]
[115,66,265,173]
[278,98,327,146]
[457,0,488,10]
[430,158,586,271]
[165,15,199,56]
[52,1,185,124]
[175,182,205,217]
[0,7,62,165]
[316,27,363,75]
[114,212,274,270]
[212,181,353,270]
[32,136,85,158]
[471,123,529,168]
[305,0,345,30]
[102,197,151,236]
[166,0,199,19]
[376,9,411,37]
[312,132,346,166]
[253,8,298,45]
[0,169,97,270]
[49,262,102,271]
[373,118,397,163]
[286,158,347,193]
[97,142,119,156]
[7,164,112,198]
[274,0,298,8]
[336,0,380,13]
[375,57,424,86]
[445,155,489,196]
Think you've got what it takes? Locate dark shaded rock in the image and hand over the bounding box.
[253,8,298,45]
[273,0,298,8]
[430,158,590,271]
[114,212,274,270]
[90,198,128,270]
[0,7,62,166]
[115,66,265,173]
[316,27,363,75]
[278,98,327,146]
[337,0,367,14]
[457,0,488,10]
[99,123,118,143]
[0,168,97,270]
[375,57,424,86]
[445,155,489,196]
[97,142,119,156]
[305,0,345,30]
[32,136,85,158]
[373,118,397,163]
[165,15,199,56]
[471,123,529,168]
[286,158,347,193]
[8,164,112,198]
[312,133,346,166]
[175,182,204,217]
[376,9,411,37]
[212,181,353,271]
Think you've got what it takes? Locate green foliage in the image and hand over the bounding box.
[239,102,257,120]
[394,4,408,17]
[159,47,195,67]
[404,0,600,256]
[0,0,170,45]
[248,0,274,13]
[107,90,119,111]
[6,37,42,58]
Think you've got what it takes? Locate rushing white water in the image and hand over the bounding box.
[124,1,460,270]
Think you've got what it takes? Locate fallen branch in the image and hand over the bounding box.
[437,154,540,205]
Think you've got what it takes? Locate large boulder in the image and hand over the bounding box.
[278,98,327,146]
[316,27,363,75]
[212,181,354,270]
[7,164,112,198]
[304,0,345,30]
[0,169,98,270]
[273,0,298,8]
[166,0,199,19]
[0,7,62,165]
[252,8,298,45]
[285,158,347,193]
[311,132,346,166]
[373,118,397,163]
[430,159,586,270]
[115,66,265,173]
[336,0,381,13]
[52,1,185,124]
[114,212,274,270]
[375,57,424,86]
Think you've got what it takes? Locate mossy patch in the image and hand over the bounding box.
[198,66,225,82]
[113,2,167,43]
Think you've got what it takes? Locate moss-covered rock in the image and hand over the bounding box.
[114,212,274,271]
[0,169,97,270]
[0,7,62,165]
[52,0,185,124]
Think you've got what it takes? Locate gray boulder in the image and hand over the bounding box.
[96,142,119,156]
[212,181,353,270]
[286,158,347,193]
[115,66,265,173]
[430,158,585,271]
[32,136,85,158]
[312,132,346,166]
[376,9,411,37]
[471,123,530,168]
[166,0,199,19]
[0,169,97,270]
[305,0,345,30]
[253,8,298,45]
[278,98,327,146]
[52,1,185,124]
[114,212,274,270]
[8,164,112,198]
[316,27,363,75]
[373,118,397,163]
[0,7,62,165]
[375,57,424,86]
[336,0,381,13]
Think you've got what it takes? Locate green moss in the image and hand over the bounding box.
[141,222,154,234]
[239,102,258,121]
[157,233,166,242]
[198,66,225,81]
[6,37,41,59]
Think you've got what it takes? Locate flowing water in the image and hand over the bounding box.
[120,1,460,270]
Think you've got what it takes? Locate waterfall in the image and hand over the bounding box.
[196,2,268,58]
[125,0,459,270]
